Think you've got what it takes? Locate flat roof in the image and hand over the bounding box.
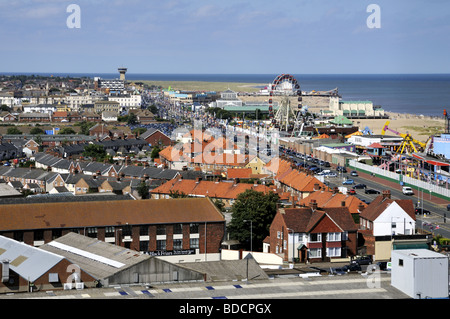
[393,249,447,259]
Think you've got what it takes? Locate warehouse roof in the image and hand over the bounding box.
[0,197,225,231]
[0,235,65,282]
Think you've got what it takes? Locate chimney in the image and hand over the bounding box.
[358,203,365,213]
[309,199,318,211]
[333,187,339,194]
[382,190,391,200]
[1,260,10,283]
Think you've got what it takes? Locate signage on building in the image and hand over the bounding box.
[149,249,196,257]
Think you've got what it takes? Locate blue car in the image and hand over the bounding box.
[343,179,354,185]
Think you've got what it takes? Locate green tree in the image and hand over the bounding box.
[82,144,107,161]
[30,127,45,135]
[7,127,22,135]
[132,127,147,136]
[227,189,279,251]
[59,127,76,135]
[127,112,137,125]
[151,146,162,159]
[76,121,97,135]
[169,190,189,198]
[137,181,150,199]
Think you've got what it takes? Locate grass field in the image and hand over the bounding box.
[137,80,264,93]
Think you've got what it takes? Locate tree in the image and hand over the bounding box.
[59,127,76,135]
[30,127,45,135]
[82,144,107,161]
[76,121,96,135]
[137,181,150,199]
[7,127,22,135]
[127,112,137,125]
[151,146,162,159]
[227,189,279,251]
[132,127,147,136]
[169,190,189,198]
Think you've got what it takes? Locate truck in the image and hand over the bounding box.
[402,186,414,195]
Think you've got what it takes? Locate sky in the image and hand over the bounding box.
[0,0,449,74]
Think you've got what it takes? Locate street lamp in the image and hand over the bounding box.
[243,220,253,253]
[287,228,295,263]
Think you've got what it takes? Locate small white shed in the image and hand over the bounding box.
[391,249,449,299]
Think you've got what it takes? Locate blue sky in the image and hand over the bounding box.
[0,0,449,74]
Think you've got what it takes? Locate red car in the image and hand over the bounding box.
[348,189,356,195]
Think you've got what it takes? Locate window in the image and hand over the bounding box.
[52,229,62,240]
[105,226,115,238]
[327,232,341,242]
[327,247,341,257]
[157,240,166,251]
[34,230,44,241]
[190,238,199,249]
[122,225,132,237]
[87,227,97,238]
[173,224,183,235]
[140,241,149,252]
[309,233,322,242]
[140,225,149,236]
[190,223,199,234]
[13,231,24,242]
[277,231,280,239]
[399,259,403,267]
[309,248,321,258]
[173,239,183,250]
[156,225,166,236]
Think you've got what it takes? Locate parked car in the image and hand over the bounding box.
[402,186,414,195]
[347,189,356,195]
[324,161,331,167]
[365,189,380,194]
[342,179,354,185]
[337,166,347,173]
[351,256,372,265]
[447,204,450,211]
[353,183,367,189]
[327,172,337,178]
[342,263,362,272]
[415,208,431,215]
[350,170,358,177]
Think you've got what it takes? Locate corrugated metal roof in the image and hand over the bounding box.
[0,236,64,282]
[40,233,150,280]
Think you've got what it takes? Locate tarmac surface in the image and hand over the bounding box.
[0,264,408,300]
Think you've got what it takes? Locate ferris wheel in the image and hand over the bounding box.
[268,74,303,127]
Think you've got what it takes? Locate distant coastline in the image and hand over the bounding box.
[2,73,450,117]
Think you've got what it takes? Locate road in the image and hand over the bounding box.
[287,151,450,239]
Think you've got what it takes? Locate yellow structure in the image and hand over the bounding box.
[381,121,426,154]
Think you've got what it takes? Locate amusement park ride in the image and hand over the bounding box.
[267,74,306,136]
[381,120,429,155]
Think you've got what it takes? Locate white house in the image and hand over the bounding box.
[359,190,416,236]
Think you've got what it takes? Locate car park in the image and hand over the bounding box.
[342,179,354,185]
[365,189,380,194]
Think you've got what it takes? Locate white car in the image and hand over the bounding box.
[402,186,414,195]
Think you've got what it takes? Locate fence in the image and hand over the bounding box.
[348,160,450,201]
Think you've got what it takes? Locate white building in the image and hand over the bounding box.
[329,97,385,117]
[391,249,449,299]
[359,191,416,236]
[211,89,243,109]
[23,104,57,114]
[347,134,403,148]
[0,92,15,108]
[65,93,102,111]
[108,93,142,110]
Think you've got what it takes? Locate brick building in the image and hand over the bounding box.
[0,198,226,263]
[268,202,358,263]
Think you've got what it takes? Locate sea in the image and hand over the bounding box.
[3,73,450,117]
